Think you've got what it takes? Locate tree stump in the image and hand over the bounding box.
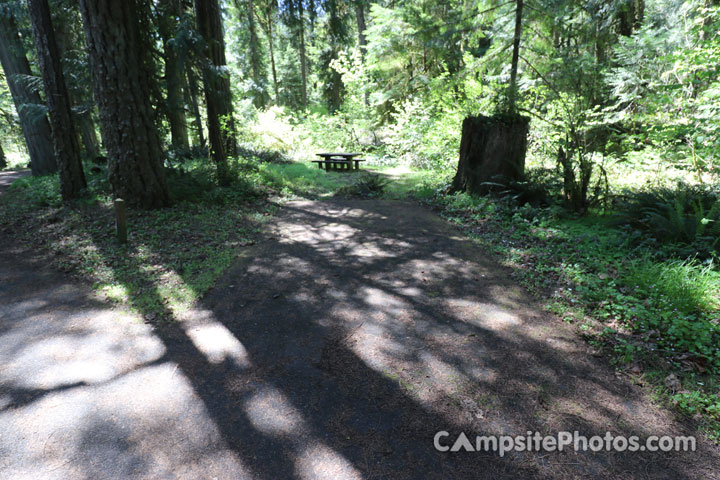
[451,114,530,194]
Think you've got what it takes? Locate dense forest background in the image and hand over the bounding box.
[1,0,718,195]
[1,0,720,441]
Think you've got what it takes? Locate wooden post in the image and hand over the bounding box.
[114,198,127,243]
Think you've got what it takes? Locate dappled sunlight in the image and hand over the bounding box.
[360,286,410,318]
[184,315,252,368]
[0,303,253,478]
[444,299,523,329]
[294,443,363,480]
[1,361,253,479]
[244,386,305,436]
[1,309,164,391]
[276,218,359,247]
[2,195,717,479]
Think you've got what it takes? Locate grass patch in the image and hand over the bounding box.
[429,190,720,441]
[0,167,270,321]
[258,162,351,197]
[625,258,720,315]
[258,160,449,200]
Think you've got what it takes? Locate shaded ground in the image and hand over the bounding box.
[1,178,719,478]
[0,169,29,191]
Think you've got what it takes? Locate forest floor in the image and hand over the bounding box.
[1,169,719,478]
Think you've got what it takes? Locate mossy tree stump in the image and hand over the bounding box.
[451,114,530,194]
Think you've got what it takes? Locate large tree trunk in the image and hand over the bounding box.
[185,67,206,149]
[451,115,530,194]
[195,0,237,185]
[617,0,644,36]
[158,0,190,152]
[27,0,87,199]
[53,6,100,160]
[0,141,7,169]
[78,0,170,208]
[0,11,56,176]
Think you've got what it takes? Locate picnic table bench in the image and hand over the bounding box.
[312,152,366,171]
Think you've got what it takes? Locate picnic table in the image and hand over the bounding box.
[312,152,366,171]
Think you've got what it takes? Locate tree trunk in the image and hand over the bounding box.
[0,141,7,169]
[298,0,308,110]
[507,0,523,113]
[558,145,593,213]
[53,6,100,160]
[268,30,278,105]
[78,0,170,208]
[451,115,530,194]
[0,11,56,175]
[185,67,206,149]
[77,112,100,159]
[354,0,368,105]
[257,1,279,104]
[355,0,367,56]
[159,0,190,152]
[27,0,87,199]
[238,0,265,108]
[195,0,237,185]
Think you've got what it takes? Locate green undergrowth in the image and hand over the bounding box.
[257,160,449,200]
[0,162,271,321]
[430,191,720,441]
[258,161,353,197]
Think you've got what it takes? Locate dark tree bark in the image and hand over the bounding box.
[77,112,100,159]
[617,0,644,36]
[185,67,206,149]
[0,10,56,175]
[53,6,100,160]
[158,0,190,152]
[27,0,87,199]
[451,115,530,194]
[195,0,237,184]
[323,0,346,112]
[0,141,7,169]
[453,0,529,195]
[78,0,170,208]
[354,0,366,57]
[507,0,523,113]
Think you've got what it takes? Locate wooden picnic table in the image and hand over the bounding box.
[312,152,366,171]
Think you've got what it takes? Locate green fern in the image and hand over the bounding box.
[615,183,720,253]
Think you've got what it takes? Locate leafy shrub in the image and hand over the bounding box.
[9,175,62,207]
[335,173,391,197]
[615,183,720,255]
[237,145,291,164]
[479,167,564,208]
[167,158,264,205]
[384,96,462,171]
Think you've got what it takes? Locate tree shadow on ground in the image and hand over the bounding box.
[3,197,718,479]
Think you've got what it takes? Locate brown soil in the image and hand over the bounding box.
[1,189,718,479]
